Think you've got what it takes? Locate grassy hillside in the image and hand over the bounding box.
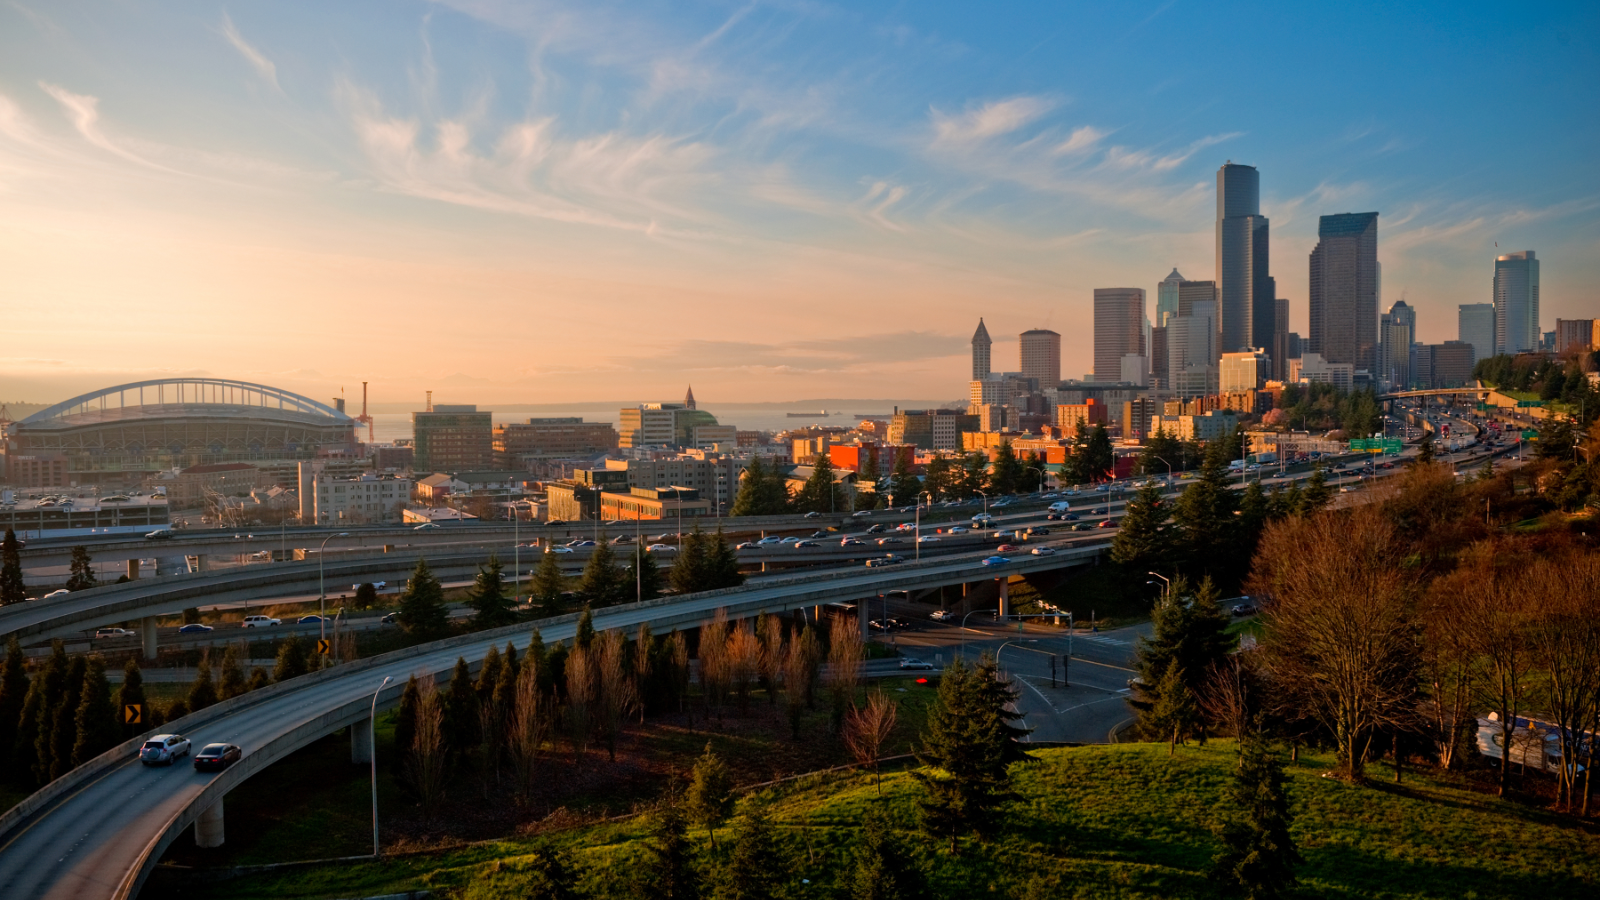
[198,740,1599,900]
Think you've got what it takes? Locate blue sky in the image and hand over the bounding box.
[0,1,1595,405]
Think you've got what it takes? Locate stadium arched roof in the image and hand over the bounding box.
[19,379,353,430]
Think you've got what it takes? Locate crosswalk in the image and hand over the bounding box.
[1071,632,1132,647]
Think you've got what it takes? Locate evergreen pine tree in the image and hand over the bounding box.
[1300,466,1332,514]
[632,799,699,900]
[65,546,98,591]
[705,528,745,590]
[0,528,27,606]
[712,806,787,900]
[529,550,568,618]
[851,804,929,900]
[1172,444,1239,577]
[246,667,270,692]
[574,606,597,652]
[117,657,147,739]
[1235,480,1272,573]
[477,645,504,706]
[443,657,480,751]
[1133,575,1233,742]
[71,655,117,766]
[187,656,218,712]
[273,635,309,682]
[912,656,1031,853]
[1084,425,1115,482]
[919,455,950,501]
[577,538,627,606]
[1140,428,1181,476]
[686,742,734,849]
[1416,433,1436,464]
[795,452,844,514]
[1210,737,1303,899]
[354,582,379,608]
[46,655,87,781]
[990,441,1022,494]
[731,457,788,517]
[14,642,66,784]
[1280,481,1305,517]
[1148,661,1199,755]
[958,452,988,498]
[1110,483,1171,574]
[393,674,421,761]
[0,637,28,757]
[670,529,711,595]
[629,545,664,601]
[527,628,551,694]
[397,558,450,639]
[218,645,247,700]
[858,444,882,488]
[889,452,923,506]
[468,554,518,628]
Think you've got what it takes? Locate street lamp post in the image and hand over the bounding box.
[913,490,934,562]
[1147,571,1170,603]
[318,531,349,644]
[369,675,391,857]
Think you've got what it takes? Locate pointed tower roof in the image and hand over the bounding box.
[972,318,991,344]
[1163,267,1185,283]
[684,384,696,410]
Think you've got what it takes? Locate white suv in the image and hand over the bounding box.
[140,734,191,766]
[242,615,281,628]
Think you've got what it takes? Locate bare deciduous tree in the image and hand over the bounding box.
[507,661,549,804]
[844,687,898,794]
[595,629,636,761]
[727,620,761,715]
[405,675,449,815]
[565,644,595,761]
[1449,541,1538,798]
[1252,506,1418,783]
[669,629,691,720]
[1526,550,1600,810]
[826,615,864,733]
[1198,654,1261,752]
[698,609,730,720]
[760,614,785,708]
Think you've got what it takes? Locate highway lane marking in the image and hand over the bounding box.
[0,758,140,857]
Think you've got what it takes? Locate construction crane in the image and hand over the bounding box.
[355,381,375,443]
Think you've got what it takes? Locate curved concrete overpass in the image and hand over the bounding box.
[0,542,1101,900]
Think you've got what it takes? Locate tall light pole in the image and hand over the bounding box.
[318,531,349,643]
[512,501,520,606]
[1022,466,1046,496]
[369,675,391,858]
[913,490,934,562]
[1147,571,1170,603]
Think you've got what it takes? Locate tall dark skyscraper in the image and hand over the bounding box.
[1309,212,1380,374]
[1215,163,1272,354]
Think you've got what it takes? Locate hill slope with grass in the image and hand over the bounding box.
[198,740,1598,900]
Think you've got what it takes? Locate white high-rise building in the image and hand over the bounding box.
[1493,251,1540,355]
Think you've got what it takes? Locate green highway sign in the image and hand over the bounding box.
[1521,430,1538,440]
[1382,438,1402,453]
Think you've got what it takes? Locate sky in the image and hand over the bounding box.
[1,0,1596,409]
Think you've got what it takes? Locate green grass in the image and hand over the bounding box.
[197,740,1600,900]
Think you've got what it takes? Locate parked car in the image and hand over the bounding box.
[177,623,213,634]
[139,734,191,765]
[94,627,133,638]
[899,657,934,670]
[982,556,1011,566]
[241,615,280,628]
[192,743,242,771]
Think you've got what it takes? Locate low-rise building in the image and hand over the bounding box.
[303,473,413,525]
[1147,410,1238,442]
[598,486,711,521]
[1288,353,1354,390]
[1056,399,1110,433]
[493,418,619,468]
[167,462,270,507]
[889,410,979,451]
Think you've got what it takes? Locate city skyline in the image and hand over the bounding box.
[1,1,1596,405]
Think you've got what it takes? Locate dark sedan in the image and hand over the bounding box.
[193,743,242,771]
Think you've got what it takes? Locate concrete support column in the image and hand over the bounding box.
[141,617,158,661]
[997,579,1010,619]
[858,598,870,642]
[194,798,224,848]
[351,715,373,763]
[125,558,140,580]
[196,554,209,572]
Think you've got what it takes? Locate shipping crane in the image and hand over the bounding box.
[355,381,375,443]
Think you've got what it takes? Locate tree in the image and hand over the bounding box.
[0,637,28,756]
[565,644,595,761]
[529,551,568,618]
[826,615,863,733]
[507,660,550,803]
[912,656,1031,852]
[468,554,518,628]
[595,629,636,761]
[794,452,845,514]
[246,667,270,692]
[186,655,218,712]
[46,655,87,781]
[397,558,450,639]
[1134,575,1234,739]
[218,646,247,700]
[1147,661,1199,755]
[670,528,710,595]
[1252,506,1418,782]
[15,641,67,783]
[404,676,449,814]
[711,806,787,900]
[705,528,745,591]
[1299,466,1332,514]
[462,842,582,900]
[578,538,628,607]
[1210,737,1302,900]
[1083,425,1115,482]
[65,546,97,592]
[575,606,597,652]
[71,655,117,766]
[845,688,899,794]
[116,658,146,740]
[920,455,951,501]
[443,657,480,753]
[1416,433,1436,464]
[958,452,988,498]
[632,799,700,900]
[858,444,882,489]
[851,804,929,900]
[730,456,789,517]
[990,441,1022,495]
[273,635,309,682]
[0,529,26,606]
[393,674,421,768]
[1110,483,1170,574]
[354,582,379,608]
[1172,445,1239,580]
[686,742,734,849]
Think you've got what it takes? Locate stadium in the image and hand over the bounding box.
[2,378,357,487]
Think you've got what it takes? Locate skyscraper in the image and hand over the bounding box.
[1166,300,1218,398]
[1216,163,1273,353]
[1379,300,1415,389]
[1019,329,1061,386]
[1093,288,1146,382]
[1309,212,1380,374]
[1493,251,1540,355]
[1156,268,1185,327]
[1457,303,1495,364]
[1272,297,1290,381]
[971,318,992,380]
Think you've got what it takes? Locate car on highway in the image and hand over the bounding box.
[735,541,759,550]
[1031,546,1057,556]
[865,555,904,567]
[177,623,213,634]
[566,539,596,548]
[412,523,440,530]
[1069,523,1092,531]
[917,535,939,543]
[193,743,242,771]
[43,589,72,599]
[996,543,1018,552]
[297,615,326,625]
[1231,601,1259,617]
[865,524,885,534]
[840,538,865,547]
[545,519,567,526]
[94,627,133,638]
[812,531,833,538]
[380,612,398,624]
[1089,507,1108,514]
[993,530,1016,540]
[242,615,281,628]
[876,537,903,545]
[946,526,969,535]
[646,543,676,553]
[546,546,574,554]
[804,511,821,519]
[139,734,191,765]
[144,529,173,540]
[981,556,1010,566]
[929,609,953,621]
[1026,527,1050,536]
[899,657,934,670]
[779,536,801,544]
[1097,520,1116,528]
[793,540,820,548]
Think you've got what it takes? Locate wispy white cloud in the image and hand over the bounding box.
[37,81,175,171]
[931,96,1054,145]
[1054,125,1108,155]
[220,14,280,90]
